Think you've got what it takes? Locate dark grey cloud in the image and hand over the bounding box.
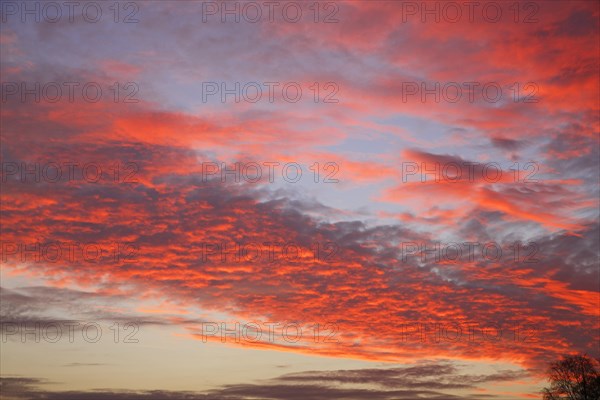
[0,362,524,399]
[555,9,600,38]
[61,363,110,367]
[0,286,171,338]
[490,137,526,152]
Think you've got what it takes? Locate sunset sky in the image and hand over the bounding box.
[1,1,599,399]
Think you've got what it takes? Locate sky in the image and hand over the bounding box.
[0,1,599,399]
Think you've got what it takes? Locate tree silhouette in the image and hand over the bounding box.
[542,354,600,400]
